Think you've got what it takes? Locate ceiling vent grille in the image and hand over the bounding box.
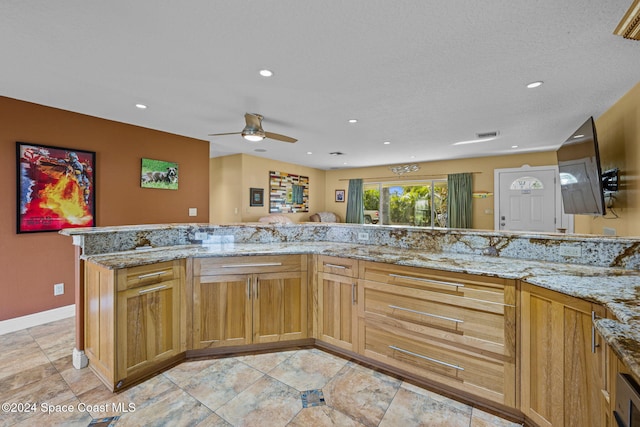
[476,131,499,139]
[615,0,640,40]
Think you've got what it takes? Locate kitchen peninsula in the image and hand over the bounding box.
[61,223,640,426]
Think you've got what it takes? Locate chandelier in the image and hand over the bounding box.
[389,164,420,175]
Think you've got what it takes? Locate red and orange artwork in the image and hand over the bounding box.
[17,142,95,233]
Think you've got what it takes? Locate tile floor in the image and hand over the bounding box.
[0,317,523,426]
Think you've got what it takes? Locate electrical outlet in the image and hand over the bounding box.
[357,232,369,241]
[54,283,64,296]
[188,208,197,217]
[558,245,582,257]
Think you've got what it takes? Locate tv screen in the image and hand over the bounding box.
[556,117,606,215]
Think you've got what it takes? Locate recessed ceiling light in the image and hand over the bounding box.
[135,103,147,109]
[259,69,273,77]
[526,81,543,89]
[573,134,585,139]
[512,145,519,148]
[348,119,358,123]
[306,151,313,155]
[383,141,391,145]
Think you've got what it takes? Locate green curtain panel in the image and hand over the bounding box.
[447,173,473,228]
[346,179,364,223]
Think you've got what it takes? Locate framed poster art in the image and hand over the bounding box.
[250,187,264,206]
[17,142,96,233]
[140,158,179,190]
[335,189,345,202]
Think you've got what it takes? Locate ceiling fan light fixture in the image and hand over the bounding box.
[242,127,265,142]
[243,133,264,142]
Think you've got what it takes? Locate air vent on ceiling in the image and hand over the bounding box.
[476,131,499,139]
[329,152,345,156]
[614,0,640,40]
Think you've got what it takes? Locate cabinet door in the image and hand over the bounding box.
[116,278,181,385]
[194,274,252,349]
[317,272,358,351]
[563,301,606,427]
[521,283,605,427]
[253,271,308,343]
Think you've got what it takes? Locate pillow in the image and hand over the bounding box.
[310,212,339,222]
[259,214,293,224]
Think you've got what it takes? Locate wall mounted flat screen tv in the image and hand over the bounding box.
[556,116,606,215]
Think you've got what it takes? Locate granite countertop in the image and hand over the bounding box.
[83,241,640,382]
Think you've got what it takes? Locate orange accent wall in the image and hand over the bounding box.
[0,97,209,321]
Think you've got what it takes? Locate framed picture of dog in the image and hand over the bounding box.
[140,158,179,190]
[16,141,96,233]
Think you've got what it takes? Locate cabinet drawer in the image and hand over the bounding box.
[194,255,307,276]
[118,261,180,291]
[361,321,508,403]
[362,281,509,349]
[318,255,358,278]
[361,261,510,301]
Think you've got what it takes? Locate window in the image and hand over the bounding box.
[363,180,448,227]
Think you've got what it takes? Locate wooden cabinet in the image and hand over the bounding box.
[85,260,185,391]
[520,282,606,427]
[317,255,359,351]
[358,261,517,407]
[192,255,308,349]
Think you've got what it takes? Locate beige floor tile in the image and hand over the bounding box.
[379,386,472,427]
[215,375,301,427]
[471,407,524,427]
[115,388,212,427]
[195,412,234,426]
[27,317,75,340]
[57,359,105,396]
[401,381,473,412]
[0,361,57,393]
[322,362,402,426]
[163,359,225,388]
[11,396,93,427]
[172,358,264,411]
[0,341,49,381]
[235,349,297,372]
[289,405,366,427]
[0,374,75,425]
[267,348,348,391]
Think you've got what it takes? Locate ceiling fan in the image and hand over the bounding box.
[209,113,297,143]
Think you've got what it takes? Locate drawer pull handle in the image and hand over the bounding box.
[325,263,347,269]
[137,271,168,279]
[138,284,168,295]
[389,345,464,371]
[221,262,283,268]
[388,274,464,288]
[591,311,600,354]
[352,283,357,305]
[388,305,464,323]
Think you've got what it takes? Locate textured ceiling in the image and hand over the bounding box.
[1,1,639,170]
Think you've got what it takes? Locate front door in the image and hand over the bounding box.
[495,167,564,233]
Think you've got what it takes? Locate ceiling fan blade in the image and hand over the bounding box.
[265,131,297,143]
[208,132,242,136]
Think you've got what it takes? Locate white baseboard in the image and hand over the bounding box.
[0,304,75,335]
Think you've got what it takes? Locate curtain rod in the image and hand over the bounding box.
[338,172,482,182]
